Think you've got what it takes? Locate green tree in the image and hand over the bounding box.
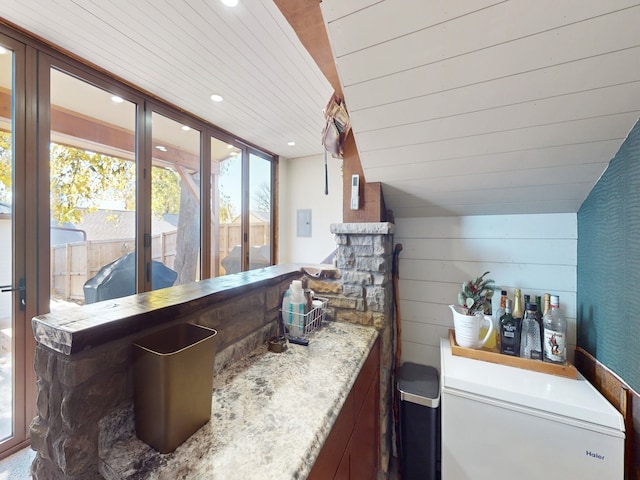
[151,167,181,218]
[48,143,182,224]
[50,144,136,224]
[2,137,183,222]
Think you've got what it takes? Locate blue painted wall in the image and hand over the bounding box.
[577,119,640,392]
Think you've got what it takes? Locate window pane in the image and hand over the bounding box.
[249,153,271,270]
[151,112,201,286]
[0,43,14,442]
[50,69,137,306]
[213,138,242,275]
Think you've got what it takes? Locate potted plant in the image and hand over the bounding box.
[449,272,496,349]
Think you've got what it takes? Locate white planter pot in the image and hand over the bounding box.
[449,304,493,349]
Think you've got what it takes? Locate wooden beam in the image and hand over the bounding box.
[273,2,387,222]
[273,1,342,96]
[0,88,200,170]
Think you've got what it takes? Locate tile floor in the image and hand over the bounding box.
[0,446,34,479]
[1,447,400,479]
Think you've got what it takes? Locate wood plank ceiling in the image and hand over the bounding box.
[320,0,640,217]
[0,0,333,159]
[3,1,640,218]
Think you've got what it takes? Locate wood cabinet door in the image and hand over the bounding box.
[307,390,354,480]
[349,372,379,479]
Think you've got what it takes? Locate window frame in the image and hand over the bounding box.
[25,30,277,299]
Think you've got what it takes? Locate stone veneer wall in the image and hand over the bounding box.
[30,274,297,480]
[312,222,395,478]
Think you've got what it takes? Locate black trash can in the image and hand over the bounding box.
[398,362,441,480]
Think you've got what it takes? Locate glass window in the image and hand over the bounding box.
[210,142,274,275]
[0,41,14,443]
[249,152,272,270]
[213,137,242,275]
[49,69,137,307]
[151,112,201,286]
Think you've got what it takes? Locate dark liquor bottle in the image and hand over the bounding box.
[500,299,520,356]
[535,295,544,341]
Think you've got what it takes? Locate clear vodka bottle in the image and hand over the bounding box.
[520,303,542,360]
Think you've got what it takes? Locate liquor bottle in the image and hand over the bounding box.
[512,288,524,320]
[500,299,520,356]
[535,295,544,345]
[492,290,507,351]
[542,295,567,364]
[520,303,543,360]
[543,293,551,316]
[535,296,543,316]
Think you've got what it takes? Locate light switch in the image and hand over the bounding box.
[297,209,312,237]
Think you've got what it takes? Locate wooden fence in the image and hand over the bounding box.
[51,222,269,302]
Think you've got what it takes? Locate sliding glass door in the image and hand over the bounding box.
[248,152,273,270]
[0,34,31,458]
[49,68,138,307]
[210,139,274,275]
[150,111,201,286]
[0,25,278,459]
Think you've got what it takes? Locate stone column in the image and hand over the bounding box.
[326,222,395,478]
[30,340,131,479]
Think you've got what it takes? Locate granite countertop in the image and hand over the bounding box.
[98,320,379,480]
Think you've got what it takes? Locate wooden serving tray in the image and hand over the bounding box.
[448,329,578,379]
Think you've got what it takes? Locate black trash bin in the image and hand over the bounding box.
[398,362,441,480]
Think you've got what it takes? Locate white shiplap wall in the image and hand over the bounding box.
[394,214,577,371]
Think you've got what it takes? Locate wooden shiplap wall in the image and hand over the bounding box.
[394,213,577,370]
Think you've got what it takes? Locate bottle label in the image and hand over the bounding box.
[500,323,519,355]
[543,328,566,362]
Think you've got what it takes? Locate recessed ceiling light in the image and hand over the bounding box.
[155,145,168,152]
[287,141,296,146]
[227,144,233,149]
[210,94,224,103]
[182,125,191,131]
[229,151,238,156]
[221,0,239,6]
[111,95,124,103]
[0,46,8,55]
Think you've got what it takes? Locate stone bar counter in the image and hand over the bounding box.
[30,264,309,479]
[98,321,378,479]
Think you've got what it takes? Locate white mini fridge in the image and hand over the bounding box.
[440,338,624,480]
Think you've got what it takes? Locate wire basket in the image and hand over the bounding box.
[281,297,328,337]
